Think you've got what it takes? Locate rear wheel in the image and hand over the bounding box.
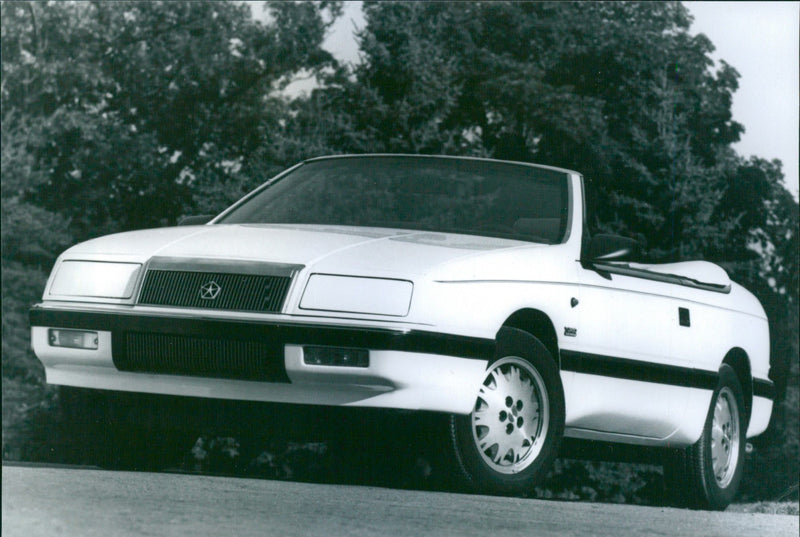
[663,365,746,510]
[449,327,564,494]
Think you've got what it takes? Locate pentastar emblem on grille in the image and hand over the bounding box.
[199,281,222,300]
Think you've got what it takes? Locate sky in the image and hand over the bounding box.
[687,2,799,199]
[274,1,799,199]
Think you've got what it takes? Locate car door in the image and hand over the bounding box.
[565,262,686,439]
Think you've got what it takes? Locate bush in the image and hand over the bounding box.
[1,262,49,383]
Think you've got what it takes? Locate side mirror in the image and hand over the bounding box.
[178,215,214,226]
[584,234,640,262]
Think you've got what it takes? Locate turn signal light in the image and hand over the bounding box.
[48,329,99,350]
[303,346,369,368]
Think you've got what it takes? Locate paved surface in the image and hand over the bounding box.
[3,465,798,537]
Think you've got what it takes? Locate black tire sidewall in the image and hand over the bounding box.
[451,327,565,494]
[695,364,746,510]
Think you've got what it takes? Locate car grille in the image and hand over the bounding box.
[136,258,301,313]
[139,270,291,312]
[116,332,289,383]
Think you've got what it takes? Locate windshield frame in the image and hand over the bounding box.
[213,155,575,245]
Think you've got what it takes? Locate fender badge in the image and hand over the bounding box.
[564,327,577,337]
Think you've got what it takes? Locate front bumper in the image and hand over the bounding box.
[30,305,493,414]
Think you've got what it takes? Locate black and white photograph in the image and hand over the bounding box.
[2,2,798,536]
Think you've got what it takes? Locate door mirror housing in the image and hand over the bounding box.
[583,234,640,263]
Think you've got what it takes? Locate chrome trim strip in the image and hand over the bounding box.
[31,301,436,328]
[304,153,580,176]
[591,262,732,294]
[146,256,303,277]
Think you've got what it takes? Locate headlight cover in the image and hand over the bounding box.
[48,260,142,299]
[300,274,413,317]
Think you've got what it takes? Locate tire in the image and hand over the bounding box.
[448,326,565,495]
[663,364,746,510]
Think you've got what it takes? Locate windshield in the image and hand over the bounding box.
[218,156,571,244]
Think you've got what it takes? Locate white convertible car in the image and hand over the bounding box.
[31,155,773,509]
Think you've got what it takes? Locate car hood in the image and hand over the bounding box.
[63,224,543,279]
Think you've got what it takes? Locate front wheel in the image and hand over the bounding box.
[663,364,746,510]
[448,327,564,494]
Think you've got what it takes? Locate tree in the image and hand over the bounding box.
[1,1,342,237]
[328,3,750,257]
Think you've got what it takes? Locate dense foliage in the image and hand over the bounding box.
[2,1,797,502]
